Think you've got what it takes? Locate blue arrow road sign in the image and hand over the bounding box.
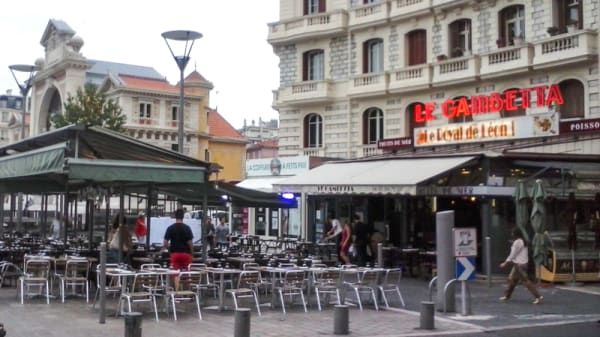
[456,256,476,281]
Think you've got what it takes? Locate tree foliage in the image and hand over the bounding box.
[50,83,126,132]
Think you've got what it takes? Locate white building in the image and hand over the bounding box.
[269,0,599,158]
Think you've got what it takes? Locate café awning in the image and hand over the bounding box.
[236,176,291,193]
[273,156,477,195]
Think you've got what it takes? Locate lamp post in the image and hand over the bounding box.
[161,30,202,154]
[8,64,38,232]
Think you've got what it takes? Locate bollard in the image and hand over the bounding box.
[377,243,383,268]
[419,301,435,330]
[234,308,251,337]
[333,305,349,335]
[123,312,142,337]
[485,236,492,288]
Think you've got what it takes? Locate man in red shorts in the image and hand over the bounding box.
[163,209,194,271]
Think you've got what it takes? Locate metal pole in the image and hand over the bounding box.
[460,280,472,316]
[145,187,152,251]
[16,193,23,232]
[99,242,107,324]
[436,210,455,312]
[485,236,492,288]
[63,188,69,242]
[118,187,125,264]
[0,193,4,236]
[234,308,251,337]
[178,69,184,153]
[202,192,208,262]
[105,195,110,242]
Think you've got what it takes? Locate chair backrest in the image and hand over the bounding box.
[360,269,380,286]
[177,271,203,291]
[383,268,402,286]
[132,272,161,292]
[24,259,51,279]
[341,264,358,269]
[188,263,207,271]
[282,270,306,287]
[95,264,121,287]
[312,263,327,269]
[243,262,259,270]
[65,259,89,279]
[237,271,260,288]
[140,263,161,270]
[314,269,340,284]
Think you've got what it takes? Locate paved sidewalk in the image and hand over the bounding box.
[0,287,477,337]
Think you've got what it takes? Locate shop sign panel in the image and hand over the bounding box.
[246,156,309,177]
[559,117,600,134]
[414,112,558,147]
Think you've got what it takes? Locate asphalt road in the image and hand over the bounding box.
[443,321,600,337]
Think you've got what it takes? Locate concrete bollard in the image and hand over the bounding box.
[419,301,435,330]
[333,305,349,335]
[123,312,142,337]
[234,308,251,337]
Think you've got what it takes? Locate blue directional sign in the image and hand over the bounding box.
[456,256,476,281]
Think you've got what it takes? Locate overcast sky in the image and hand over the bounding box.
[0,0,280,129]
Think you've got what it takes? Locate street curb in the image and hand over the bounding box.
[481,317,600,332]
[384,307,485,331]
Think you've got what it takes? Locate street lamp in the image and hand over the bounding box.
[8,64,38,232]
[8,64,38,140]
[161,30,202,154]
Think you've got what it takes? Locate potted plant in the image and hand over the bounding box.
[452,46,464,58]
[436,54,447,62]
[547,26,560,36]
[496,38,505,48]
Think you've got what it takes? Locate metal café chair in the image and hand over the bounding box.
[379,268,406,308]
[225,270,262,316]
[346,269,380,311]
[166,271,202,321]
[276,270,308,314]
[313,268,341,311]
[118,272,161,322]
[92,263,121,308]
[59,259,90,303]
[19,259,51,304]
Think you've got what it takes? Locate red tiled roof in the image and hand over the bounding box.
[208,109,245,139]
[119,75,179,94]
[185,70,208,83]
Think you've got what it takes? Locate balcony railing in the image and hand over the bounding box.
[361,144,383,157]
[349,1,389,28]
[433,55,480,85]
[302,147,325,157]
[390,0,431,20]
[533,30,597,68]
[268,10,348,44]
[276,80,335,105]
[136,117,158,126]
[349,73,388,96]
[388,64,432,92]
[480,44,533,78]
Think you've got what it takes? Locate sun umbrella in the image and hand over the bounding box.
[530,179,548,269]
[513,180,530,243]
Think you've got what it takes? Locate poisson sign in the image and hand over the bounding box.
[414,84,564,122]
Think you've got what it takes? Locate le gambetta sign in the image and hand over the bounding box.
[413,85,564,147]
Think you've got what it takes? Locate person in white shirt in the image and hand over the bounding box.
[324,216,343,262]
[499,228,543,304]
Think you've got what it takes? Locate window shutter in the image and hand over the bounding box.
[317,117,323,147]
[319,0,326,13]
[450,22,459,57]
[417,30,426,64]
[303,116,309,147]
[363,111,368,144]
[304,0,308,15]
[363,41,369,73]
[499,10,507,44]
[578,0,583,28]
[302,52,309,81]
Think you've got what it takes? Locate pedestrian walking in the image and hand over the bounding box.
[499,228,543,304]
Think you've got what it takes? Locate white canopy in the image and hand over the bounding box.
[273,156,477,195]
[236,176,291,193]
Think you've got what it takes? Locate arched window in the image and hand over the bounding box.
[302,49,324,81]
[406,29,427,66]
[501,88,526,118]
[362,107,384,144]
[447,96,473,124]
[406,102,426,137]
[304,0,326,15]
[499,5,525,46]
[304,113,323,148]
[559,79,584,119]
[449,19,472,57]
[363,39,384,73]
